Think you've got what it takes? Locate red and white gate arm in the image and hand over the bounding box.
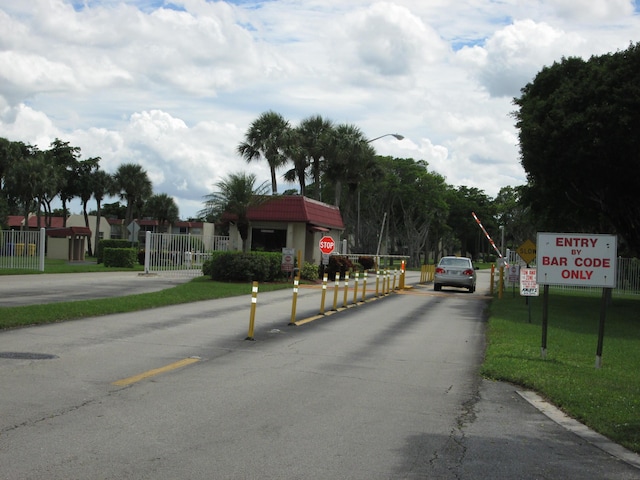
[471,212,504,260]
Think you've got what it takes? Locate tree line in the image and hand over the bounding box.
[0,138,179,255]
[200,111,530,262]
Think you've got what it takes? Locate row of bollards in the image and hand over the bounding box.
[246,268,405,340]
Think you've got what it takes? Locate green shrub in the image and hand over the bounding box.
[97,239,134,264]
[208,251,286,282]
[103,247,137,268]
[300,261,319,281]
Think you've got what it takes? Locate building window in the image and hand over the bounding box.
[251,228,286,252]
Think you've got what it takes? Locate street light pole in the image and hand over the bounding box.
[366,133,404,143]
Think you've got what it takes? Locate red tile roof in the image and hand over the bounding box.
[8,215,64,228]
[246,196,344,230]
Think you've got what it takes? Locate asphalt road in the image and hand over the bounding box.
[0,270,638,479]
[0,271,193,307]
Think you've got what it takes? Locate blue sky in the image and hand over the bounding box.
[1,0,638,219]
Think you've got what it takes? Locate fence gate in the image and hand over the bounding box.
[0,228,46,272]
[143,231,228,278]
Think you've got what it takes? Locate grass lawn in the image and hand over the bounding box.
[483,289,640,453]
[0,276,291,330]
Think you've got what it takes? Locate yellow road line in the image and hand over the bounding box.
[112,357,200,386]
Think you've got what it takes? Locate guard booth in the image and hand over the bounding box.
[47,226,92,261]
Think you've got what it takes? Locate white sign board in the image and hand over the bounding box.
[281,248,295,272]
[520,268,539,296]
[536,233,617,288]
[508,264,520,284]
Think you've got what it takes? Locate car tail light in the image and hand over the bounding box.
[435,267,445,274]
[462,269,474,276]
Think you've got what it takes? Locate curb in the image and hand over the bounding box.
[517,390,640,470]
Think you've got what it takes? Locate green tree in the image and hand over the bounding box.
[444,186,494,260]
[145,193,179,231]
[199,172,269,252]
[237,111,291,195]
[4,144,42,229]
[492,185,536,251]
[514,42,640,255]
[75,158,101,255]
[295,114,334,201]
[322,123,375,207]
[46,138,82,227]
[113,163,153,228]
[90,169,114,255]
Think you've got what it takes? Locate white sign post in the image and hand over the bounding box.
[535,232,617,367]
[520,267,538,324]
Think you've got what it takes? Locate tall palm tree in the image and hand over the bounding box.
[113,163,153,228]
[237,111,291,195]
[282,128,308,196]
[323,123,374,207]
[75,158,100,256]
[47,138,82,227]
[145,193,179,232]
[296,114,334,201]
[91,169,114,255]
[199,172,270,252]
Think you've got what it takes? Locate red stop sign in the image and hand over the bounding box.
[319,236,335,254]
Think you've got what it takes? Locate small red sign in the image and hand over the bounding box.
[319,236,335,254]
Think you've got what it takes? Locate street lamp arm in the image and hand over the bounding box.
[366,133,404,143]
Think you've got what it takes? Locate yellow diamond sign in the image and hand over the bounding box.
[517,239,537,265]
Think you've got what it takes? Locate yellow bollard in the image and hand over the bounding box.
[362,271,368,302]
[342,272,350,308]
[332,273,340,310]
[399,260,406,290]
[289,273,300,325]
[375,270,380,297]
[353,272,359,304]
[381,270,386,296]
[319,273,328,314]
[246,281,259,341]
[490,264,495,295]
[392,269,397,291]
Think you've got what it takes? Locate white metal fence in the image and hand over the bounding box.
[143,231,229,277]
[505,250,640,297]
[0,228,46,272]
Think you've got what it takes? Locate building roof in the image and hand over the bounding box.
[47,226,92,237]
[8,215,64,229]
[245,195,344,230]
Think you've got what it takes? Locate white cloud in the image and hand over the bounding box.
[0,0,638,219]
[457,19,586,97]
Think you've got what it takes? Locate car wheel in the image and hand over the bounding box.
[434,283,441,291]
[468,285,475,293]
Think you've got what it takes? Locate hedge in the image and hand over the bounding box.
[103,247,137,268]
[204,251,286,282]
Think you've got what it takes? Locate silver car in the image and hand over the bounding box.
[434,256,476,293]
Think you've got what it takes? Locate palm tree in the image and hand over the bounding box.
[282,128,308,196]
[91,169,114,255]
[296,114,334,201]
[145,193,179,231]
[47,138,82,227]
[76,158,100,256]
[323,123,374,207]
[237,111,291,195]
[199,172,270,252]
[113,163,153,228]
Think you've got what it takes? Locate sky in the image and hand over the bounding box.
[1,0,639,220]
